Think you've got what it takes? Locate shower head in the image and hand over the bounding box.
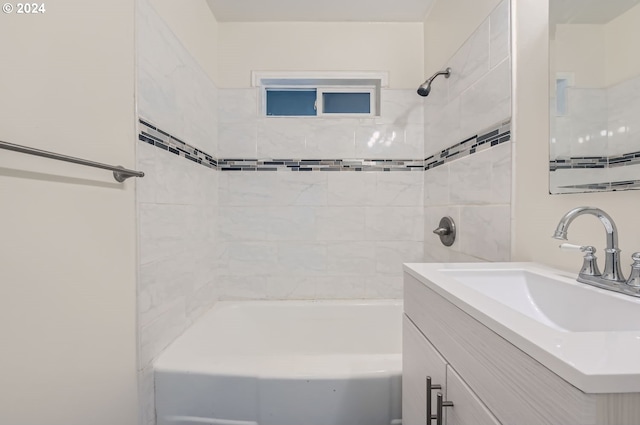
[417,67,451,97]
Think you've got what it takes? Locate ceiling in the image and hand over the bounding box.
[550,0,640,25]
[206,0,436,22]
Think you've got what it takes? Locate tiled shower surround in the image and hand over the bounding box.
[423,0,512,264]
[135,0,513,423]
[136,0,218,424]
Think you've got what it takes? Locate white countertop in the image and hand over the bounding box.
[403,262,640,394]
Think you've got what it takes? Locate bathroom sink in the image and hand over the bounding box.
[441,268,640,332]
[403,262,640,393]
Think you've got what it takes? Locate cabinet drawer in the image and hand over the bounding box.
[447,365,501,425]
[403,315,447,425]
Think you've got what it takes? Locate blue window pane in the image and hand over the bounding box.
[323,92,370,114]
[266,89,317,116]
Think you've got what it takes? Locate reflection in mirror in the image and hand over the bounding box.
[549,0,640,194]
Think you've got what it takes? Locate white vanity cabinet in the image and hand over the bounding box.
[403,316,500,425]
[402,269,640,425]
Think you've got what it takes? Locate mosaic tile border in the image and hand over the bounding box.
[218,158,424,172]
[138,119,218,169]
[559,179,640,191]
[550,151,640,171]
[138,117,512,173]
[424,119,511,171]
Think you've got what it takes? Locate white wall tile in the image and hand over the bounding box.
[459,205,511,262]
[424,165,450,206]
[277,243,327,275]
[138,298,187,368]
[379,89,424,126]
[257,118,308,158]
[137,0,217,153]
[305,119,357,158]
[490,0,510,68]
[425,96,461,155]
[218,206,269,241]
[315,276,367,299]
[315,207,366,241]
[218,122,258,158]
[277,172,328,206]
[218,89,258,123]
[365,276,403,299]
[138,203,186,265]
[226,242,278,275]
[327,242,376,275]
[327,172,376,206]
[265,207,316,241]
[448,150,493,205]
[375,241,424,276]
[219,275,268,300]
[138,366,155,425]
[460,59,511,138]
[448,19,491,100]
[490,141,512,204]
[374,172,423,207]
[266,275,316,299]
[220,172,279,206]
[365,206,424,241]
[136,141,158,204]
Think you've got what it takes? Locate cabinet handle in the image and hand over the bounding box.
[426,376,442,424]
[436,392,454,425]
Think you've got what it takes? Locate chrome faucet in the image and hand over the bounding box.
[553,206,640,297]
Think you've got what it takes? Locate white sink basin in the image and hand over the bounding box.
[403,262,640,393]
[441,268,640,332]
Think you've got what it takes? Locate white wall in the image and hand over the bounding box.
[218,22,424,88]
[512,0,640,270]
[423,0,502,76]
[605,2,640,87]
[0,1,138,425]
[552,24,606,88]
[148,0,220,83]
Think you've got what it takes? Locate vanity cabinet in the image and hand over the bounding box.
[403,270,640,425]
[403,316,500,425]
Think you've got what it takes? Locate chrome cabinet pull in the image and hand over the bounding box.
[436,392,454,425]
[426,376,442,424]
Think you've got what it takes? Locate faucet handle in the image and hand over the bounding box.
[626,253,640,288]
[560,244,601,277]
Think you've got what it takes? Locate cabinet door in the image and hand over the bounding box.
[446,366,501,425]
[403,315,447,425]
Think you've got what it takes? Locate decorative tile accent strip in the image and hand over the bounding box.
[138,119,218,169]
[138,118,423,172]
[550,151,640,171]
[424,119,511,171]
[217,158,424,172]
[559,180,640,191]
[139,117,512,173]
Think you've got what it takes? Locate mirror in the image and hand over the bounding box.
[549,0,640,194]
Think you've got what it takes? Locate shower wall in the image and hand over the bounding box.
[423,0,512,262]
[135,0,219,424]
[216,89,425,299]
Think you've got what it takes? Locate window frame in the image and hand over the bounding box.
[253,71,387,119]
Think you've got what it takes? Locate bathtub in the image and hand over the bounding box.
[154,300,403,425]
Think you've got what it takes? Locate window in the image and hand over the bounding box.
[253,71,387,118]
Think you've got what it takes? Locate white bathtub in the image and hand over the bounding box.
[154,300,403,425]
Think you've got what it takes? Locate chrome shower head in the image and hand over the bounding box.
[417,67,451,97]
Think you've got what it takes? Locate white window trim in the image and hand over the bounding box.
[251,71,389,88]
[254,71,386,118]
